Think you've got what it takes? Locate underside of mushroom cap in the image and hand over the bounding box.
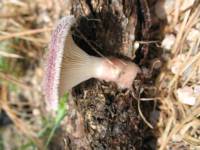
[43,15,76,111]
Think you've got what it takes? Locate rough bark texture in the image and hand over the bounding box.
[71,0,151,62]
[50,0,157,149]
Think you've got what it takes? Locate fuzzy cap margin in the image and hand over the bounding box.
[43,15,76,111]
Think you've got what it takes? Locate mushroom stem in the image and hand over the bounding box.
[60,33,141,96]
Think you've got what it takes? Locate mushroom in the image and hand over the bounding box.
[43,15,141,111]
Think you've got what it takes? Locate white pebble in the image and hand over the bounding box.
[194,85,200,94]
[33,109,40,116]
[133,41,139,50]
[162,34,175,50]
[187,28,200,43]
[176,86,196,105]
[170,54,185,74]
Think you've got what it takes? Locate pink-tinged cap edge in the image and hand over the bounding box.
[43,15,76,111]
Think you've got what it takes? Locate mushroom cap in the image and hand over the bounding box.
[43,16,76,111]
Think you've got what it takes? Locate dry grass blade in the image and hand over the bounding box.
[173,0,181,26]
[0,84,44,149]
[0,28,52,41]
[0,72,32,90]
[172,5,200,54]
[172,10,190,54]
[159,107,200,150]
[0,0,64,149]
[158,1,200,149]
[138,99,153,129]
[0,51,23,58]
